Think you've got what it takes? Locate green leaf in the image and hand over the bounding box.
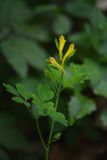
[47,65,62,84]
[93,80,107,97]
[88,8,106,29]
[12,97,25,104]
[83,59,107,97]
[83,59,102,84]
[34,4,59,15]
[4,83,31,107]
[68,94,96,125]
[43,101,54,110]
[32,84,54,119]
[1,35,47,77]
[97,40,107,56]
[65,1,92,18]
[32,94,46,119]
[44,69,52,81]
[3,83,19,96]
[32,92,67,126]
[25,42,47,70]
[63,63,89,88]
[8,0,31,25]
[1,36,27,77]
[53,14,71,34]
[37,84,54,102]
[52,132,62,142]
[16,84,32,101]
[47,106,68,126]
[23,101,31,107]
[65,0,106,29]
[14,24,49,42]
[12,97,30,107]
[0,0,31,26]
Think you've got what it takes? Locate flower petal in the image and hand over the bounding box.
[59,35,66,61]
[62,43,75,67]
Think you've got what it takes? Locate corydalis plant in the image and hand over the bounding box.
[4,35,96,160]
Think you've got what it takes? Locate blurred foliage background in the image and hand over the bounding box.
[1,0,107,159]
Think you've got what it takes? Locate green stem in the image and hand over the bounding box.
[36,73,63,160]
[45,148,49,160]
[36,119,47,150]
[46,87,61,160]
[36,87,61,160]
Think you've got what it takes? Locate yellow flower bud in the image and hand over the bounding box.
[49,57,65,74]
[56,35,66,61]
[62,43,75,67]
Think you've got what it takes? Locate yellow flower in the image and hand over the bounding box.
[62,43,75,67]
[55,35,66,61]
[49,57,65,74]
[49,35,76,75]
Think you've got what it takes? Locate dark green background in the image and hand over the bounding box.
[0,0,107,159]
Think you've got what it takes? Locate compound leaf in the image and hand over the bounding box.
[16,84,32,101]
[64,63,89,88]
[37,84,54,102]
